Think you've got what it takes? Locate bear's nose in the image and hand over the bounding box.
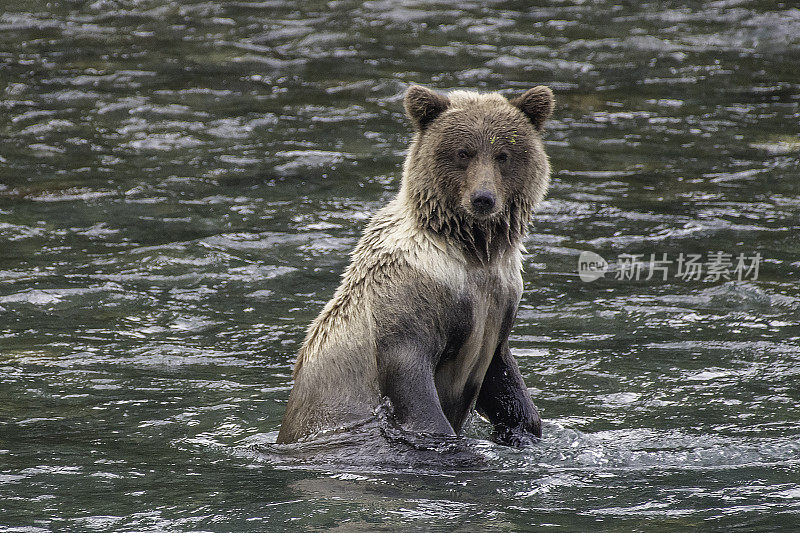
[470,191,496,213]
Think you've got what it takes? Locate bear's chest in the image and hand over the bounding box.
[434,258,523,430]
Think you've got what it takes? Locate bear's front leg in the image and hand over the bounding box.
[476,340,541,446]
[374,278,459,436]
[378,345,456,436]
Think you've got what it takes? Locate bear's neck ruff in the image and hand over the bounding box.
[405,188,531,263]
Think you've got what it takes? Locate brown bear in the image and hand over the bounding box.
[276,84,554,446]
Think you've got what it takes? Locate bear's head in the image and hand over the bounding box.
[400,84,554,260]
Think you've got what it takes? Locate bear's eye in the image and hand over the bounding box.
[456,149,471,161]
[495,151,509,163]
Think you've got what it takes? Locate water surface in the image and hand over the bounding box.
[1,1,799,531]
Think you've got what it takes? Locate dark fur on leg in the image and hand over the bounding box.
[476,341,541,446]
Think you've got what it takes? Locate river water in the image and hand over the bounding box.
[1,1,799,531]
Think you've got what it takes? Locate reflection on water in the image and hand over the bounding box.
[1,0,799,531]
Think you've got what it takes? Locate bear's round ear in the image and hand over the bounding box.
[510,86,554,131]
[404,85,450,132]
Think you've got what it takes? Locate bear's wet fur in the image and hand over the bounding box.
[277,84,554,446]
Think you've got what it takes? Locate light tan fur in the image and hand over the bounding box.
[293,199,467,377]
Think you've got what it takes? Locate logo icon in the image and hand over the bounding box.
[578,251,608,282]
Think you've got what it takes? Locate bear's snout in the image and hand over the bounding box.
[470,190,496,214]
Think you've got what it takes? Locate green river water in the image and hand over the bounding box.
[1,1,799,531]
